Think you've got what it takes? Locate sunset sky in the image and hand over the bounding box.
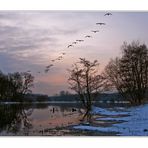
[0,11,148,96]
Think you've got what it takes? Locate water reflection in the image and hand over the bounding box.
[0,103,82,136]
[0,102,134,136]
[0,104,32,135]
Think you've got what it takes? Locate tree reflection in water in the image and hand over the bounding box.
[0,104,33,134]
[0,103,82,135]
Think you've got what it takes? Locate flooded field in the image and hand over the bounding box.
[0,102,148,136]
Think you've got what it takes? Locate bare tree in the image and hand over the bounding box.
[68,58,105,119]
[0,71,34,101]
[20,72,34,95]
[104,41,148,104]
[9,72,34,100]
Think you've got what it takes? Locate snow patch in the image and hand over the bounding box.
[91,106,130,116]
[73,104,148,136]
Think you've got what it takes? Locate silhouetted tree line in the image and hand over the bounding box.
[59,90,71,96]
[35,95,49,102]
[0,71,34,102]
[68,41,148,119]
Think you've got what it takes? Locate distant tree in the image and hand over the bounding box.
[36,95,49,102]
[59,90,70,96]
[104,41,148,104]
[68,58,105,119]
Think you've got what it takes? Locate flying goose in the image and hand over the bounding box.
[45,69,49,73]
[46,64,53,69]
[61,52,66,55]
[96,22,106,25]
[67,44,73,48]
[76,39,84,42]
[104,12,112,16]
[85,35,92,38]
[72,41,77,44]
[91,30,99,33]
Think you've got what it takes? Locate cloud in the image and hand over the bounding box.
[0,12,83,63]
[0,11,147,95]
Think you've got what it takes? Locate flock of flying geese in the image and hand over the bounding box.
[27,12,112,75]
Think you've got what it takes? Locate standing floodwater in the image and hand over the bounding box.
[1,103,148,136]
[0,103,82,136]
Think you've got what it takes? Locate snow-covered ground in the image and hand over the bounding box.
[73,104,148,136]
